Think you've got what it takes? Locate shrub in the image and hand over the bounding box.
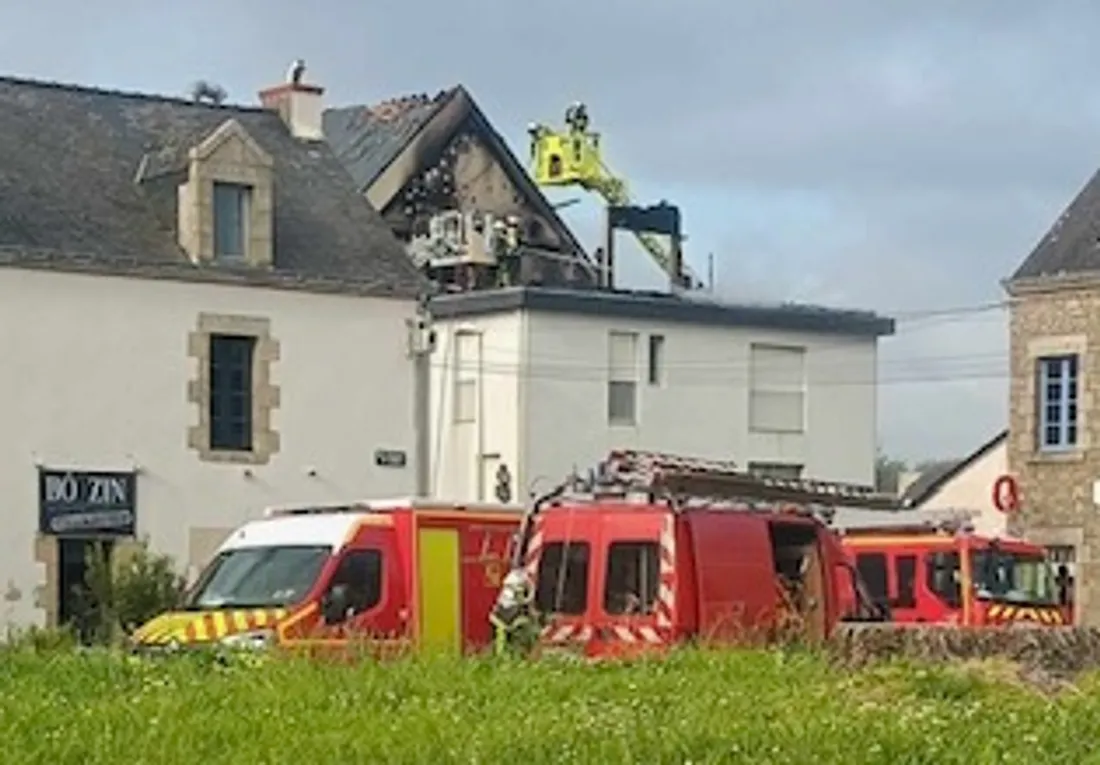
[77,538,187,645]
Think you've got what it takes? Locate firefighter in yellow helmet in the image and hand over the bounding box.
[490,568,535,655]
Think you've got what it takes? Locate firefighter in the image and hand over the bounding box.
[490,569,535,655]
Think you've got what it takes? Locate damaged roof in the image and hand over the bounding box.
[1009,167,1100,284]
[324,90,455,193]
[322,85,591,270]
[0,75,425,298]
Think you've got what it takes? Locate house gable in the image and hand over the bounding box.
[323,86,596,288]
[1007,168,1100,291]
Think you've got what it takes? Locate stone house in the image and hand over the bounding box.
[1005,169,1100,624]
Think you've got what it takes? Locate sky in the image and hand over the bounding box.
[5,1,1099,464]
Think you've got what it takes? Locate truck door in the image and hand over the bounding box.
[304,526,407,652]
[593,512,664,651]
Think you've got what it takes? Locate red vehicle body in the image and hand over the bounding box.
[132,499,523,655]
[506,451,893,659]
[839,525,1073,627]
[527,500,866,658]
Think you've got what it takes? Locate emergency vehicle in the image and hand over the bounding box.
[491,450,897,658]
[130,499,523,654]
[836,515,1074,627]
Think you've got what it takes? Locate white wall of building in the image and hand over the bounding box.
[917,438,1008,537]
[0,267,416,630]
[430,307,880,503]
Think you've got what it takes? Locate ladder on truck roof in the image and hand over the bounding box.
[568,449,901,515]
[834,508,980,537]
[508,449,902,574]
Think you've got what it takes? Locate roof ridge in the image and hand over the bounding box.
[0,73,268,113]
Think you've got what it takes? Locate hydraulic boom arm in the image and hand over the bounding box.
[528,103,704,289]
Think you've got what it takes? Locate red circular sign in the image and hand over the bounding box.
[992,475,1020,514]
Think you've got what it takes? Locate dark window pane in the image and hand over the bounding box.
[603,541,660,615]
[209,334,255,451]
[535,542,589,615]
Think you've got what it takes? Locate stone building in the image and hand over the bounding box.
[1005,169,1100,624]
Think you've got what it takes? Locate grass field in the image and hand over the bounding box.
[1,647,1098,764]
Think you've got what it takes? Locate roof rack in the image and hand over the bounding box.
[571,449,901,513]
[835,509,980,537]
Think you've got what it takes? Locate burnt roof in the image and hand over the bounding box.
[1009,168,1100,283]
[430,286,896,336]
[322,86,592,273]
[0,75,425,298]
[323,90,454,193]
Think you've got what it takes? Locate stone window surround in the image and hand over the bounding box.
[33,535,141,628]
[1024,335,1089,464]
[178,119,274,269]
[1014,526,1086,624]
[187,312,281,465]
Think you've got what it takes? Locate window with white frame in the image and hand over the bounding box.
[608,331,638,426]
[647,334,665,386]
[453,331,480,424]
[1037,354,1079,451]
[749,344,806,433]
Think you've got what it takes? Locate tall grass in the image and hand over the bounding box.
[0,647,1095,764]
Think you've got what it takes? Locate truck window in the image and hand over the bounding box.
[329,549,383,614]
[855,553,888,606]
[535,542,589,615]
[894,555,917,609]
[926,551,961,607]
[603,541,660,615]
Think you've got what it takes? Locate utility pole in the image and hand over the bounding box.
[407,295,437,498]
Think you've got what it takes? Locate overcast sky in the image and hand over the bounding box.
[5,1,1098,463]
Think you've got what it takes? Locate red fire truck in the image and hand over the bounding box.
[836,516,1074,627]
[492,450,896,658]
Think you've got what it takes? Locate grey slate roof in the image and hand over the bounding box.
[900,429,1008,508]
[323,91,453,193]
[899,460,960,505]
[0,75,426,298]
[430,286,896,337]
[1010,168,1100,282]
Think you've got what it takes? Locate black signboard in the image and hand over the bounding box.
[374,449,407,468]
[38,468,137,536]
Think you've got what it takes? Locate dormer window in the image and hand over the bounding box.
[213,182,252,262]
[171,119,274,268]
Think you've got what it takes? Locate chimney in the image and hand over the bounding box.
[259,58,324,141]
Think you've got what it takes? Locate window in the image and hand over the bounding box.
[748,462,803,480]
[855,553,888,607]
[894,555,917,609]
[926,551,961,607]
[328,549,383,614]
[213,182,251,261]
[1037,355,1078,451]
[187,545,330,609]
[209,334,256,451]
[534,542,590,615]
[603,541,660,615]
[749,344,806,433]
[647,334,665,386]
[453,331,480,424]
[608,331,638,425]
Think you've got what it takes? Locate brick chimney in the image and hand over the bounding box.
[260,59,324,141]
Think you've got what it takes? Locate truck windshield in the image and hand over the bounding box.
[186,545,331,610]
[971,549,1058,606]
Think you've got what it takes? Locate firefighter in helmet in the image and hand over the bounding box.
[490,568,536,655]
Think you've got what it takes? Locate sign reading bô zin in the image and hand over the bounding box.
[38,468,137,536]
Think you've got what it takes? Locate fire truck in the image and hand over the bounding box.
[491,450,897,658]
[834,513,1074,627]
[130,499,523,655]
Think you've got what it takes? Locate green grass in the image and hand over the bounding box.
[2,647,1099,764]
